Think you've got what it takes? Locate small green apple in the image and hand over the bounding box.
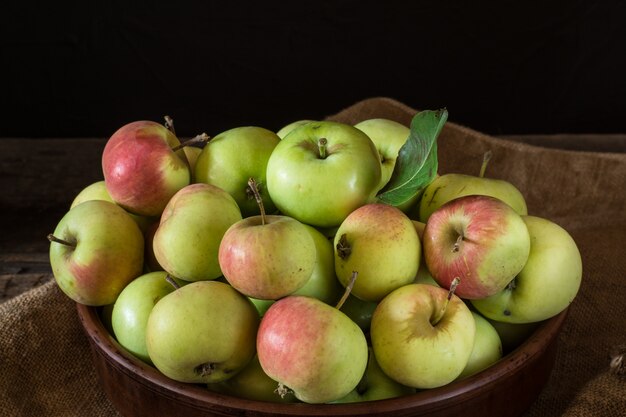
[111,271,186,364]
[194,126,280,217]
[338,294,378,331]
[48,200,144,306]
[145,280,259,384]
[153,183,242,281]
[471,215,582,323]
[276,119,315,139]
[266,121,382,228]
[457,312,503,379]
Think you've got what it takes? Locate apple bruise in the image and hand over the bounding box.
[103,122,189,216]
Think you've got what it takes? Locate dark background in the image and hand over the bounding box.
[1,0,625,139]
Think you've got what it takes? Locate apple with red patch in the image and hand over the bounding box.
[257,295,369,404]
[422,195,531,299]
[48,200,144,306]
[102,120,191,217]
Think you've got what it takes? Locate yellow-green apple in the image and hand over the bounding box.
[102,120,190,217]
[370,283,475,389]
[276,119,315,139]
[354,118,418,212]
[111,271,185,364]
[419,172,527,222]
[207,355,297,403]
[183,145,202,182]
[153,183,242,281]
[412,219,440,287]
[457,312,503,379]
[219,215,316,300]
[48,200,144,306]
[195,126,280,217]
[423,195,531,299]
[257,295,369,403]
[471,215,582,323]
[292,224,343,305]
[145,280,259,383]
[266,121,382,228]
[334,203,420,302]
[333,349,415,403]
[70,180,153,232]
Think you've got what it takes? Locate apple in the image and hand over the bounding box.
[102,120,191,217]
[207,355,298,403]
[219,212,316,300]
[142,220,163,272]
[486,318,540,354]
[153,183,242,281]
[111,271,185,364]
[194,126,280,217]
[145,280,259,384]
[471,215,582,323]
[266,120,382,228]
[353,118,410,190]
[70,180,153,232]
[292,224,343,305]
[333,348,415,403]
[183,145,202,182]
[276,119,315,139]
[48,200,144,306]
[412,219,439,287]
[257,295,369,404]
[418,170,527,222]
[334,203,420,302]
[423,195,531,299]
[457,312,503,379]
[370,283,475,389]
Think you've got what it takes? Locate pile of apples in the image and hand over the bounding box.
[48,111,583,404]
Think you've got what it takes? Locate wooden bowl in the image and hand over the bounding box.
[77,303,567,417]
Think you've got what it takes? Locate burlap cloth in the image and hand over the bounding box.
[1,97,624,416]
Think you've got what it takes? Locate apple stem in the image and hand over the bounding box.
[165,274,181,290]
[336,271,358,310]
[479,150,492,178]
[171,133,210,152]
[452,233,464,253]
[47,234,76,248]
[431,277,460,326]
[164,115,176,135]
[247,177,266,225]
[318,137,328,159]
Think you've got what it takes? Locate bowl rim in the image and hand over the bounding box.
[77,303,567,416]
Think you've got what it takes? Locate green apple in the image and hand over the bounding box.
[333,348,415,403]
[266,121,382,228]
[257,295,369,404]
[423,195,531,299]
[292,224,343,305]
[419,173,528,222]
[183,145,202,182]
[249,297,275,317]
[102,120,191,217]
[471,215,582,323]
[195,126,280,217]
[353,118,409,189]
[48,200,144,306]
[153,183,242,281]
[70,180,153,232]
[334,203,420,302]
[207,355,297,403]
[145,280,259,383]
[371,283,475,389]
[486,318,540,354]
[276,119,315,139]
[457,312,503,379]
[219,214,316,300]
[111,271,185,364]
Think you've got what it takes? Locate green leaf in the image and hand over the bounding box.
[376,109,447,206]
